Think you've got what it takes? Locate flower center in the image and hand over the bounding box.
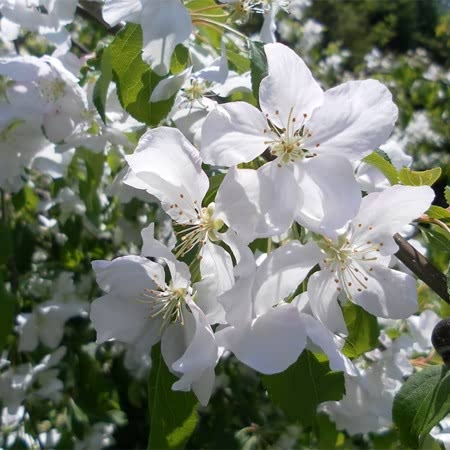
[175,202,224,258]
[142,285,188,332]
[38,78,66,103]
[262,108,317,166]
[183,79,207,102]
[318,231,383,300]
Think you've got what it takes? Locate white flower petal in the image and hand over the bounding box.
[259,43,323,128]
[90,255,164,345]
[351,185,434,255]
[308,270,348,334]
[352,265,418,319]
[216,304,307,374]
[126,127,209,224]
[201,102,267,166]
[294,155,361,234]
[304,80,398,161]
[150,67,192,103]
[301,313,356,376]
[141,0,192,76]
[103,0,142,26]
[164,300,218,405]
[200,240,234,297]
[253,241,321,315]
[141,223,191,289]
[217,274,254,327]
[215,165,296,242]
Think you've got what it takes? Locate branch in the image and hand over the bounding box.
[394,233,449,303]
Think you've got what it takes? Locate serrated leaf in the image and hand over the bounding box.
[341,302,379,359]
[148,345,198,449]
[0,277,14,355]
[393,365,450,448]
[262,350,345,426]
[362,151,399,185]
[110,24,176,126]
[248,41,267,104]
[421,226,450,254]
[445,186,450,207]
[398,167,442,186]
[427,205,450,223]
[93,45,112,124]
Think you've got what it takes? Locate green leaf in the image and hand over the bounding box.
[76,148,106,224]
[171,45,189,75]
[110,24,176,126]
[148,345,198,449]
[421,226,450,254]
[262,350,345,426]
[248,41,267,104]
[393,365,450,448]
[341,302,379,358]
[362,151,399,185]
[203,173,225,206]
[0,222,12,266]
[314,413,338,449]
[0,277,14,355]
[427,205,450,223]
[398,167,442,186]
[447,262,450,298]
[93,45,113,124]
[444,186,450,207]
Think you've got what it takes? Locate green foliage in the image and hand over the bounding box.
[342,303,380,359]
[0,277,14,355]
[93,45,113,124]
[148,345,199,449]
[363,151,399,185]
[249,41,267,104]
[170,45,190,75]
[447,262,450,298]
[445,186,450,207]
[203,173,225,206]
[262,351,345,427]
[110,24,176,126]
[308,0,441,66]
[427,205,450,223]
[421,226,450,255]
[393,365,450,448]
[398,167,442,186]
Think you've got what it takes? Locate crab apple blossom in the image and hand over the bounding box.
[90,224,220,405]
[0,107,52,189]
[124,126,252,306]
[308,184,434,333]
[216,241,355,375]
[0,54,88,142]
[201,43,397,237]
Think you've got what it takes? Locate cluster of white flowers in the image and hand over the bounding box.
[0,1,447,448]
[88,41,435,408]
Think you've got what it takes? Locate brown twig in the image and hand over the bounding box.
[394,233,449,303]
